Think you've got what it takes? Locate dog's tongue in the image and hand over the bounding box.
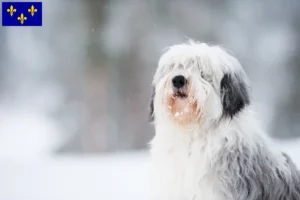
[172,98,191,118]
[174,98,186,108]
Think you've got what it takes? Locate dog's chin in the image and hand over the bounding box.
[166,91,200,125]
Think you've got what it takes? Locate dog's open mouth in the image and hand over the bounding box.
[173,91,188,98]
[168,92,199,124]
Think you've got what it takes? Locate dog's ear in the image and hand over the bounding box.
[149,86,155,122]
[220,73,250,118]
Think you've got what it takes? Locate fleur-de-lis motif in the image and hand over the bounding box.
[28,5,38,16]
[17,13,27,24]
[7,5,16,16]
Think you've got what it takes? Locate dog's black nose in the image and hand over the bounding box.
[172,75,187,89]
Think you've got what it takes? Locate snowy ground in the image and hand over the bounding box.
[0,151,151,200]
[0,141,299,200]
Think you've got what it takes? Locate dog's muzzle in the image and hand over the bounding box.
[172,75,188,98]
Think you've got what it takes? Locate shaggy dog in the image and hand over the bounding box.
[149,41,300,200]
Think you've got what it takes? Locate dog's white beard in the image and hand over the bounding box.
[150,78,225,200]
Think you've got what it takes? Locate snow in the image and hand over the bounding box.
[0,151,151,200]
[0,106,63,159]
[0,140,299,200]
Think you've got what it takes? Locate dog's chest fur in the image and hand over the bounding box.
[150,127,225,200]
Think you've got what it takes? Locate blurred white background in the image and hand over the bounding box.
[0,0,300,199]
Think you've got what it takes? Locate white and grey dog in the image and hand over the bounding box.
[149,41,300,200]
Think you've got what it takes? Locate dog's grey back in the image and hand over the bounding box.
[216,143,300,200]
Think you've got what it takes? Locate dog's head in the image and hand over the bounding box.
[149,42,250,127]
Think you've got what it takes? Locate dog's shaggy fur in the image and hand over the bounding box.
[149,41,300,200]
